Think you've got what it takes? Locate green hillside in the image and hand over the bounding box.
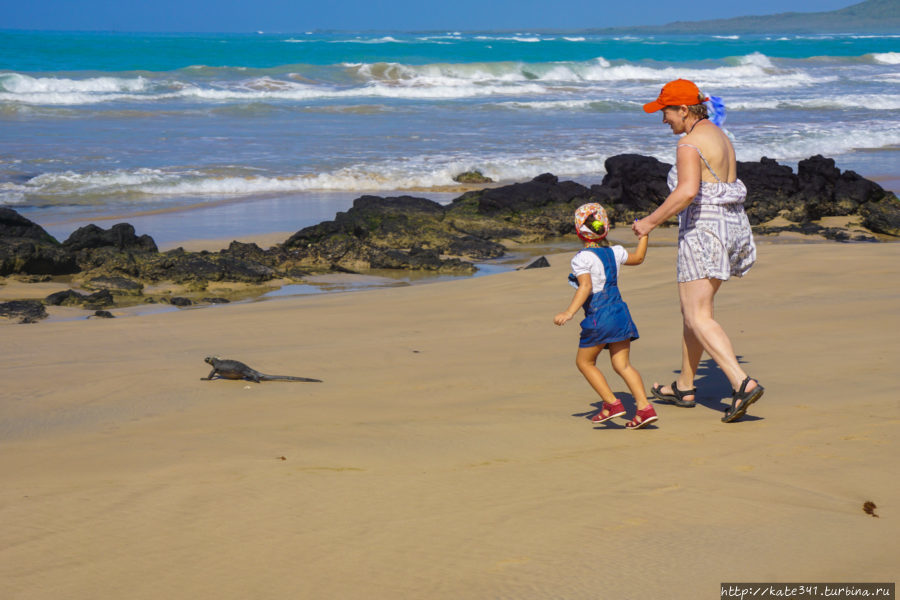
[591,0,899,34]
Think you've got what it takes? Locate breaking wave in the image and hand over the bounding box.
[0,53,840,107]
[0,152,613,205]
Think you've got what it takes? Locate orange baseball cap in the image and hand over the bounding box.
[643,79,707,113]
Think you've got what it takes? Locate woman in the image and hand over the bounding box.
[632,79,763,423]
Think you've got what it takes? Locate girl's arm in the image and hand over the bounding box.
[554,273,592,326]
[632,144,701,237]
[624,235,649,265]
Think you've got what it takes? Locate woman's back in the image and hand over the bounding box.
[680,121,736,183]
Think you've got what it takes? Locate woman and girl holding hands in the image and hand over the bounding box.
[554,78,764,429]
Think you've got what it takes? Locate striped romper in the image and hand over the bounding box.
[669,144,756,283]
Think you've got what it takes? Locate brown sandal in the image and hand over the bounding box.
[722,377,764,423]
[651,381,696,407]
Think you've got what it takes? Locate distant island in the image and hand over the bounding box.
[588,0,899,34]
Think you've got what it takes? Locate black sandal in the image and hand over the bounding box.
[651,381,697,407]
[722,377,765,423]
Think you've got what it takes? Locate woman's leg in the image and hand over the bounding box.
[608,341,650,411]
[678,278,758,395]
[680,323,705,388]
[653,326,702,402]
[575,345,619,415]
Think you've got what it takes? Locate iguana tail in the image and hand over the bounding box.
[258,375,323,382]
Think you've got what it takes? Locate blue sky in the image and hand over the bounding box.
[3,0,860,32]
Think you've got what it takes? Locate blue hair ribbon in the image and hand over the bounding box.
[704,94,727,127]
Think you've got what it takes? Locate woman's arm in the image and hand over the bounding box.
[554,273,592,326]
[632,144,701,237]
[624,235,649,265]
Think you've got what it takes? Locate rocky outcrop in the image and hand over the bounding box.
[283,195,489,272]
[1,207,59,242]
[45,289,115,309]
[72,239,279,286]
[522,256,551,269]
[739,155,897,229]
[62,222,157,253]
[0,207,78,276]
[589,154,671,224]
[0,299,48,323]
[445,173,594,243]
[859,195,900,237]
[453,170,493,184]
[82,275,144,295]
[2,154,897,309]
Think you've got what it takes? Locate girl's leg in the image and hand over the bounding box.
[575,345,619,416]
[608,341,650,410]
[678,277,758,395]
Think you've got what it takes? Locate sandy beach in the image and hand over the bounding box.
[1,232,897,599]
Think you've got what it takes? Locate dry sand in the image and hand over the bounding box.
[1,237,898,599]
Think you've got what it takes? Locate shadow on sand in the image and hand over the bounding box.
[572,356,764,426]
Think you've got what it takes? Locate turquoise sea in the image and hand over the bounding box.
[1,30,898,245]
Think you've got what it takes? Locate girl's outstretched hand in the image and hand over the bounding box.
[554,312,573,326]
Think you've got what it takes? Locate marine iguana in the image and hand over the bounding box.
[201,356,322,383]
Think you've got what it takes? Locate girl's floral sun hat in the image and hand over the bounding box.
[574,203,609,242]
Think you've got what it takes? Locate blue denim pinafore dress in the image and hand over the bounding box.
[570,247,639,348]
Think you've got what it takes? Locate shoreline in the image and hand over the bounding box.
[17,163,899,251]
[2,221,893,323]
[4,155,897,321]
[19,184,507,250]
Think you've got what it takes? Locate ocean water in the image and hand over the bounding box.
[1,30,898,245]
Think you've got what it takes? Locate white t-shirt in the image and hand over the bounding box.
[570,245,629,293]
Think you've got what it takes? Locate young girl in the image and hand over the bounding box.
[553,203,657,429]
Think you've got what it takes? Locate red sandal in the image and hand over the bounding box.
[592,399,627,424]
[626,405,658,430]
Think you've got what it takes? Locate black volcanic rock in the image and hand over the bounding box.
[283,195,484,272]
[738,157,801,223]
[82,275,144,295]
[82,289,115,308]
[590,154,671,223]
[451,173,589,216]
[523,256,551,269]
[2,153,897,302]
[740,155,899,230]
[860,196,900,236]
[0,208,78,276]
[45,290,88,307]
[43,288,115,308]
[63,223,158,253]
[0,207,59,243]
[453,170,493,183]
[0,239,79,276]
[0,299,48,323]
[285,195,446,247]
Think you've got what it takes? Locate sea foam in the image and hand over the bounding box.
[871,52,900,64]
[0,53,843,107]
[4,150,615,203]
